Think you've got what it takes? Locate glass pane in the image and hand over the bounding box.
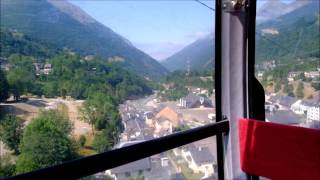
[0,0,215,178]
[255,0,320,128]
[89,137,217,180]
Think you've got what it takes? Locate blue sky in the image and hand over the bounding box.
[69,0,295,60]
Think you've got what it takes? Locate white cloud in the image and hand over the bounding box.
[185,31,211,40]
[134,29,214,60]
[134,42,186,61]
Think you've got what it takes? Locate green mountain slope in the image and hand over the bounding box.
[256,1,320,62]
[162,1,319,71]
[0,0,168,79]
[161,36,214,72]
[0,29,57,58]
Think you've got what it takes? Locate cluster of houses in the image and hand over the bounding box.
[255,60,277,71]
[106,138,217,180]
[106,141,184,180]
[120,93,214,141]
[178,93,213,109]
[121,106,182,141]
[0,57,13,71]
[257,69,320,82]
[33,63,52,75]
[110,92,217,180]
[0,57,53,76]
[173,143,216,179]
[265,94,320,128]
[287,70,320,82]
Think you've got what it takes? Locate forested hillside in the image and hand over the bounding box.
[0,0,168,79]
[0,29,57,58]
[162,1,319,71]
[256,1,320,62]
[0,26,157,176]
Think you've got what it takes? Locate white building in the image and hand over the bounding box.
[287,71,301,82]
[153,117,173,138]
[257,71,264,80]
[307,105,320,121]
[304,71,320,79]
[291,100,320,121]
[181,144,215,179]
[43,63,52,75]
[291,100,305,115]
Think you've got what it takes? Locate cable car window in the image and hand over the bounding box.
[255,0,320,129]
[0,0,216,178]
[87,136,218,180]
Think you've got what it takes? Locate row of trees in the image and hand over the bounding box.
[81,92,123,153]
[160,70,214,101]
[0,69,9,102]
[259,58,320,98]
[272,81,305,98]
[2,51,153,152]
[4,52,153,102]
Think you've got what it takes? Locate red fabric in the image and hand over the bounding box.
[239,118,320,180]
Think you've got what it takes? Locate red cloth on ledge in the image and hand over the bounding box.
[239,118,320,180]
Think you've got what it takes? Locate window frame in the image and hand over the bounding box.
[6,0,263,179]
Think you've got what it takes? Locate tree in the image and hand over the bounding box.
[0,69,9,102]
[274,82,281,93]
[297,72,306,81]
[42,81,58,98]
[0,153,15,178]
[81,92,121,131]
[82,91,124,152]
[311,78,320,91]
[173,124,190,132]
[284,83,294,97]
[78,135,86,148]
[6,69,34,101]
[129,175,144,180]
[92,130,112,153]
[296,82,304,98]
[16,110,78,174]
[0,115,23,154]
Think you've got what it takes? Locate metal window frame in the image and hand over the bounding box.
[7,121,229,180]
[215,0,262,179]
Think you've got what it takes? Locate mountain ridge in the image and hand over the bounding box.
[0,0,168,79]
[162,0,319,71]
[161,35,214,72]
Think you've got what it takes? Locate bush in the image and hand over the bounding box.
[79,135,86,148]
[92,130,111,153]
[0,114,23,155]
[15,110,78,174]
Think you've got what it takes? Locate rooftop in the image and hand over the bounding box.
[183,93,213,108]
[301,99,320,107]
[110,157,151,174]
[186,144,215,165]
[269,95,298,107]
[266,110,305,125]
[155,106,179,126]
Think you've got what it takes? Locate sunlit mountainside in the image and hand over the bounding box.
[0,0,168,79]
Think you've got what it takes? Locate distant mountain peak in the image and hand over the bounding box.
[1,0,168,79]
[47,0,96,24]
[162,34,214,72]
[163,0,319,71]
[257,0,312,23]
